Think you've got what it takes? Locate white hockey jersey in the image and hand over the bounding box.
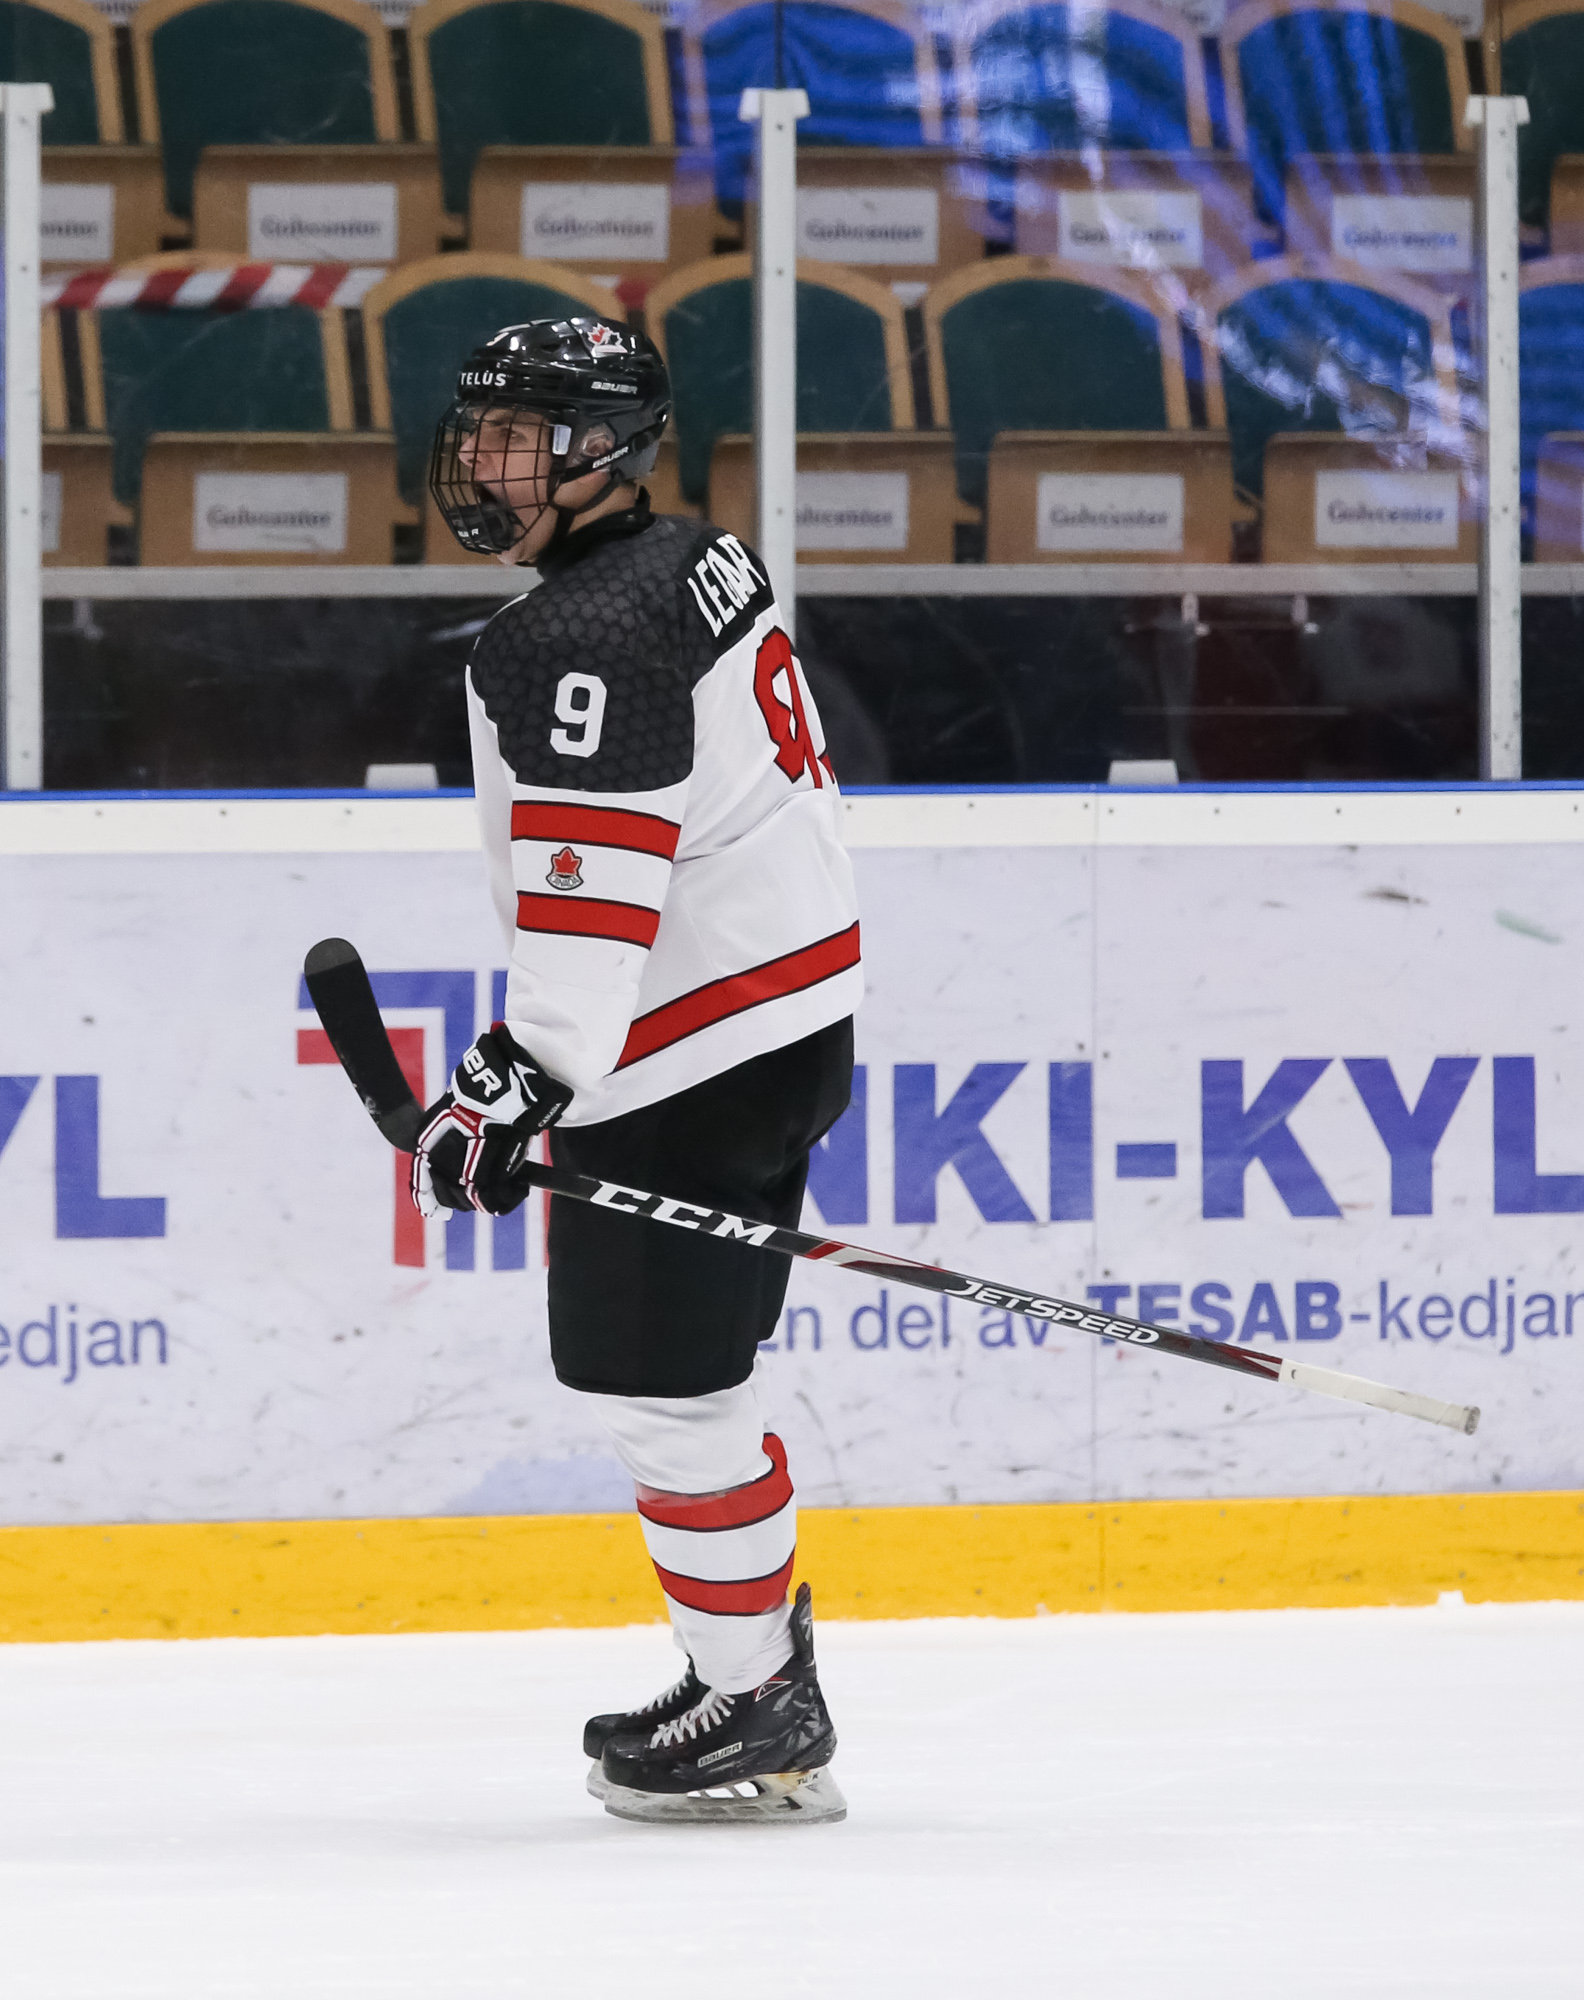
[465,501,862,1126]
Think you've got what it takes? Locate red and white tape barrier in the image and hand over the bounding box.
[42,264,389,312]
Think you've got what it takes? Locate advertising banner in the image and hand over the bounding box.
[2,794,1580,1525]
[1056,189,1204,269]
[794,472,910,551]
[40,183,114,265]
[794,187,939,266]
[246,182,398,264]
[191,473,350,554]
[1328,194,1474,273]
[519,182,671,265]
[1036,474,1185,553]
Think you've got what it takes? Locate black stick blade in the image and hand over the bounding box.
[303,937,425,1150]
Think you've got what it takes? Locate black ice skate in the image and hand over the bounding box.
[583,1660,706,1801]
[598,1583,845,1826]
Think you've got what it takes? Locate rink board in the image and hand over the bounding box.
[2,1488,1583,1642]
[4,786,1584,1627]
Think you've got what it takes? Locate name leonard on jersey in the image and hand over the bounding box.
[686,534,776,650]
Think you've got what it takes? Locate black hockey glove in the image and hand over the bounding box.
[410,1024,573,1218]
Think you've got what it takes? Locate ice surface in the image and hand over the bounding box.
[3,1603,1581,1998]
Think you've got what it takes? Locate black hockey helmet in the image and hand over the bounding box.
[429,316,672,558]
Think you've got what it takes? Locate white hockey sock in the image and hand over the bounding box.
[580,1379,797,1695]
[634,1435,797,1694]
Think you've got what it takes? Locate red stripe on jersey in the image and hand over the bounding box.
[511,802,680,860]
[517,892,659,948]
[635,1434,791,1533]
[651,1554,796,1617]
[615,922,861,1070]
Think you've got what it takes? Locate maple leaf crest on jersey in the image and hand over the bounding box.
[547,846,584,890]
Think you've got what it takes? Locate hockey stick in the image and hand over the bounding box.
[303,938,1481,1436]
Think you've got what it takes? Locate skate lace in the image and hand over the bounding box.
[649,1686,733,1749]
[638,1670,693,1717]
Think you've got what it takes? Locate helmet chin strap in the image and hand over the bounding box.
[511,468,626,565]
[550,470,626,547]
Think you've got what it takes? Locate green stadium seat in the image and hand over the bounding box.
[1221,0,1470,228]
[953,0,1213,158]
[131,0,399,224]
[81,255,356,504]
[683,0,943,214]
[923,254,1201,508]
[409,0,673,225]
[1496,0,1584,231]
[1202,254,1460,504]
[12,0,171,265]
[0,0,120,141]
[361,251,624,513]
[1520,255,1584,548]
[645,253,916,507]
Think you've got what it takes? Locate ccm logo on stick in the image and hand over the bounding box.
[589,1180,776,1244]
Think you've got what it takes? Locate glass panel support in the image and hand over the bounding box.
[1,83,52,792]
[1467,94,1529,782]
[741,85,809,637]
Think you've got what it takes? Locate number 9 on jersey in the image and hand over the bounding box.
[551,672,607,758]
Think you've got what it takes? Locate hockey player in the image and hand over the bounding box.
[414,316,861,1825]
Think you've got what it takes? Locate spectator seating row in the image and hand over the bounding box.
[1488,0,1584,237]
[38,248,1584,566]
[14,0,1584,278]
[39,123,1512,307]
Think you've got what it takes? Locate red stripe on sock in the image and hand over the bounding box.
[615,923,860,1070]
[511,801,680,859]
[635,1434,791,1533]
[517,892,659,948]
[651,1554,795,1617]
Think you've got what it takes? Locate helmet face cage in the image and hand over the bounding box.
[429,400,578,557]
[430,390,666,557]
[429,317,670,557]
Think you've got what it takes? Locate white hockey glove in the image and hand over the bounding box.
[410,1024,573,1218]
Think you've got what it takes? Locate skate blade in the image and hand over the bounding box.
[602,1764,846,1827]
[586,1759,610,1802]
